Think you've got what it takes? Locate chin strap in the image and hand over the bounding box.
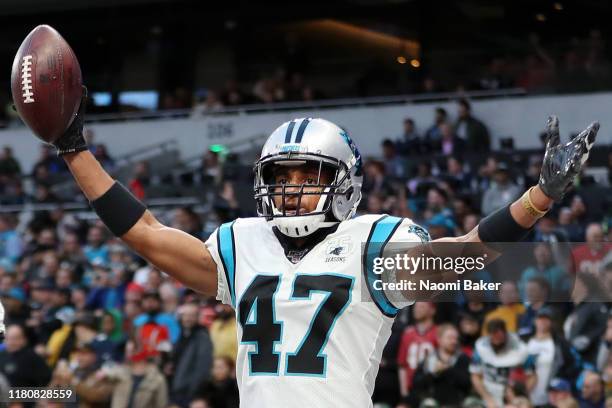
[271,215,338,238]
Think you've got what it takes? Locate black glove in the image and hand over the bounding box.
[538,115,599,202]
[54,85,89,156]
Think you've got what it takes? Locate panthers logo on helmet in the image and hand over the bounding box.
[340,130,362,176]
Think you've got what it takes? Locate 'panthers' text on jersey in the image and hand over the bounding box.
[204,214,427,408]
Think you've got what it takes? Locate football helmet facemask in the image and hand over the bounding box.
[254,118,363,238]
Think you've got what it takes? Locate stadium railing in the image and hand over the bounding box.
[81,88,528,123]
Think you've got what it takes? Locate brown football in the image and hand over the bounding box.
[10,25,82,143]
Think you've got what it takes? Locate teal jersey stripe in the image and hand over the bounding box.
[218,221,237,306]
[363,215,403,317]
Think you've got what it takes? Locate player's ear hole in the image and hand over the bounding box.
[345,187,354,200]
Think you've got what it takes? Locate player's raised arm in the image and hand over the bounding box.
[10,26,219,296]
[440,115,599,245]
[53,98,218,296]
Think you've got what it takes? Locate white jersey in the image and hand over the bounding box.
[205,214,427,408]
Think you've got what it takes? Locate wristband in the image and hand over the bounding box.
[91,182,146,237]
[520,187,548,219]
[477,204,531,242]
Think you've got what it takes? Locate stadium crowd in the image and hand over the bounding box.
[187,29,612,113]
[0,100,610,408]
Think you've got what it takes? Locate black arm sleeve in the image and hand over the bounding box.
[477,204,531,242]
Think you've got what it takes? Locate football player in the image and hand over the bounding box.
[47,100,597,407]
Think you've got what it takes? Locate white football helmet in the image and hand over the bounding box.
[254,117,363,238]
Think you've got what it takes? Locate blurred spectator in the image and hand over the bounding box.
[34,183,60,204]
[87,262,127,312]
[406,162,436,197]
[0,179,27,205]
[571,223,612,276]
[192,90,224,116]
[45,306,76,367]
[454,99,491,152]
[253,77,283,104]
[424,107,448,151]
[479,58,513,91]
[361,160,393,198]
[570,195,589,230]
[518,277,553,339]
[134,290,180,344]
[72,313,118,364]
[32,145,66,182]
[579,371,605,408]
[1,287,28,326]
[459,291,492,327]
[476,156,498,192]
[128,161,151,200]
[422,187,456,238]
[548,378,574,407]
[559,206,586,242]
[523,156,543,190]
[438,122,466,156]
[109,339,168,408]
[482,281,525,335]
[210,303,237,363]
[381,139,405,178]
[50,343,114,407]
[200,150,222,186]
[133,263,156,288]
[397,302,438,398]
[443,156,472,194]
[59,231,87,266]
[72,285,89,313]
[481,163,521,216]
[197,356,239,408]
[519,242,569,301]
[458,312,481,357]
[0,324,51,387]
[220,80,248,106]
[470,319,528,408]
[504,381,531,407]
[122,287,143,335]
[596,315,612,374]
[525,307,581,406]
[84,226,110,267]
[452,195,474,230]
[532,213,569,245]
[189,397,212,408]
[160,282,180,314]
[213,181,242,224]
[169,303,213,406]
[86,129,115,170]
[566,273,608,364]
[0,146,21,178]
[411,323,471,405]
[172,207,203,239]
[396,118,422,156]
[99,308,126,357]
[0,214,22,262]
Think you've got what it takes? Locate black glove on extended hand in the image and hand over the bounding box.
[53,86,89,156]
[538,115,599,202]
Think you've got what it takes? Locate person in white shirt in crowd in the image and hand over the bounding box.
[471,319,528,408]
